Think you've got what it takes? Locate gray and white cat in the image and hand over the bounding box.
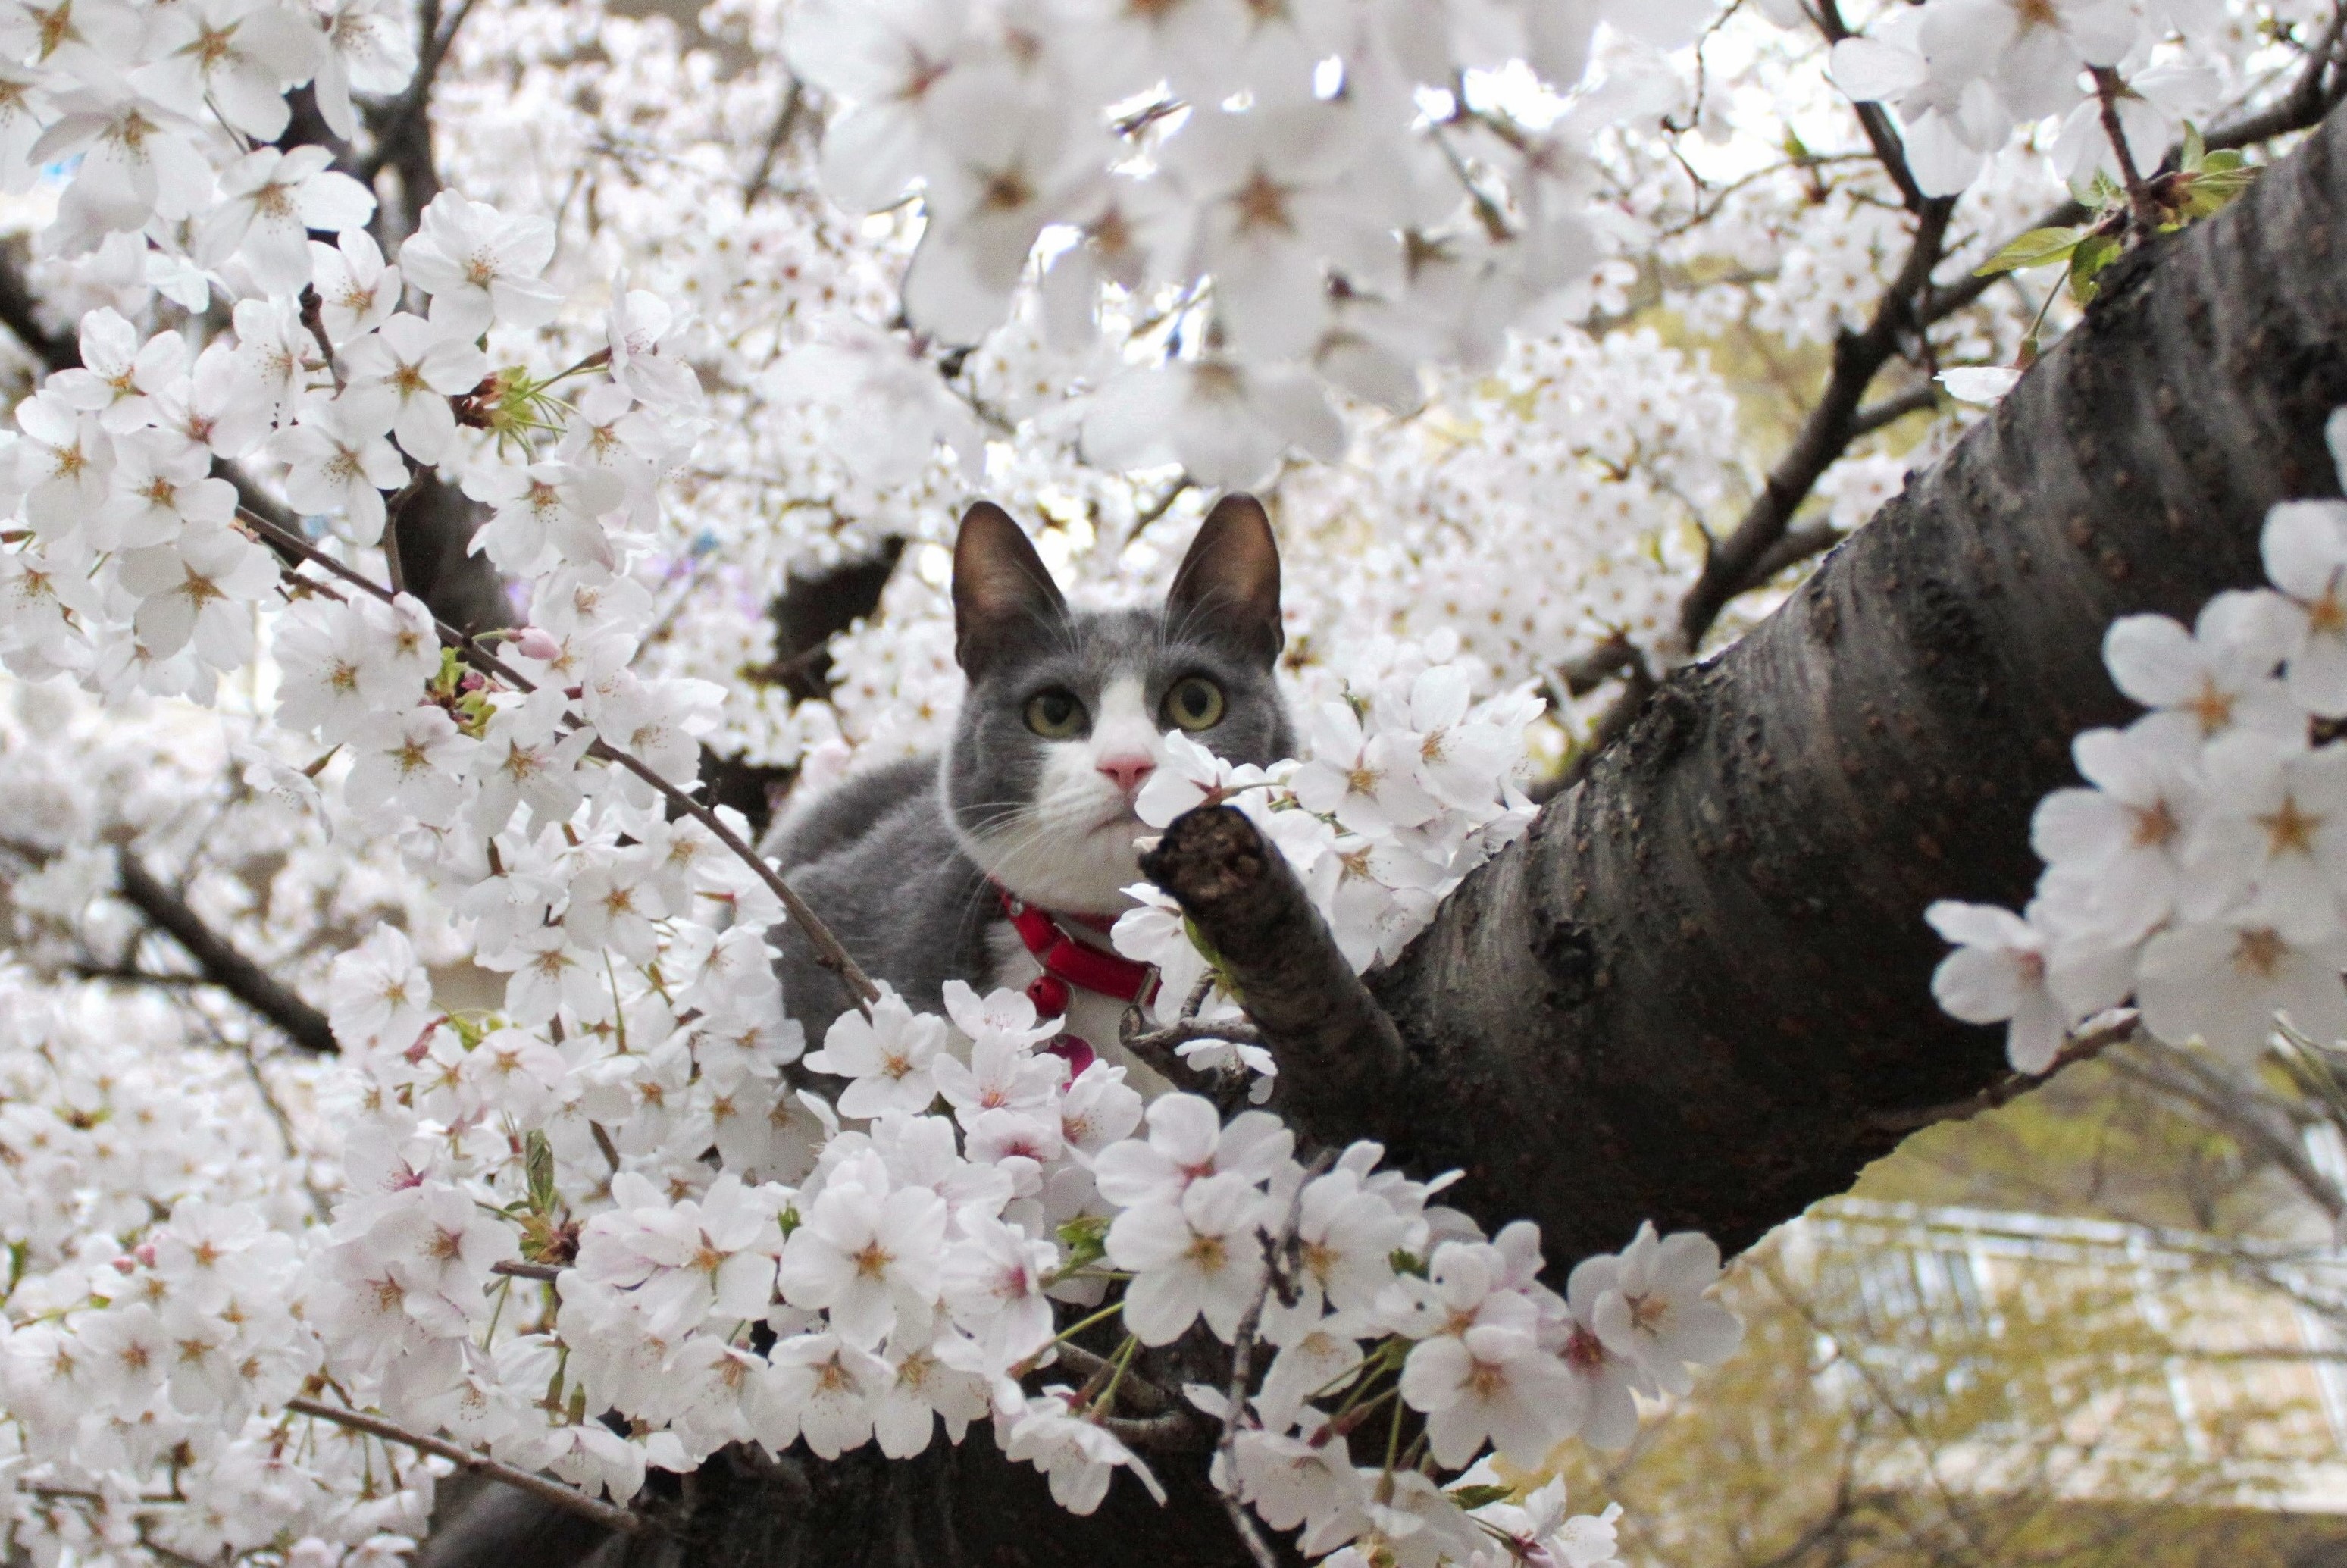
[767,494,1295,1072]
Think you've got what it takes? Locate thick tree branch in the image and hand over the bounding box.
[1347,100,2347,1266]
[1139,806,1407,1149]
[114,851,338,1055]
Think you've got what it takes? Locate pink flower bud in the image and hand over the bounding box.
[512,626,563,662]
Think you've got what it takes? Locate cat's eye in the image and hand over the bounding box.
[1164,676,1225,732]
[1024,687,1088,739]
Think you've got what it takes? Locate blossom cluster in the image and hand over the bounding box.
[1828,0,2227,197]
[0,155,1734,1568]
[775,0,1713,486]
[0,958,433,1564]
[1111,638,1544,1088]
[1929,408,2347,1069]
[0,0,2196,1557]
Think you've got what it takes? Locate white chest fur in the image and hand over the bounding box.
[984,920,1173,1099]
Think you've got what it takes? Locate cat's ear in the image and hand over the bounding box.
[1169,493,1283,665]
[953,501,1067,678]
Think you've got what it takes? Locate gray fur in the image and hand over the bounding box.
[770,503,1294,1043]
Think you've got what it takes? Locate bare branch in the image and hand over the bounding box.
[357,0,485,200]
[1850,385,1942,437]
[1557,632,1639,698]
[1811,0,1926,212]
[1675,197,1953,654]
[1863,1012,2139,1135]
[284,1397,645,1535]
[114,850,338,1055]
[1744,519,1845,584]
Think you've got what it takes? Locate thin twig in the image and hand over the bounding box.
[286,1397,643,1534]
[742,77,806,211]
[1123,1016,1264,1053]
[1811,0,1926,211]
[491,1259,564,1282]
[2090,67,2163,234]
[1864,1012,2139,1135]
[1118,1003,1243,1101]
[1213,1148,1335,1568]
[1743,520,1845,584]
[1557,634,1639,699]
[1098,1410,1206,1449]
[356,0,484,185]
[297,286,343,391]
[1850,385,1940,437]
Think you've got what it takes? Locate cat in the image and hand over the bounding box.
[765,493,1294,1082]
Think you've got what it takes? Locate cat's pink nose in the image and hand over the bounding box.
[1097,754,1156,796]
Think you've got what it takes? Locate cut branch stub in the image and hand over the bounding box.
[1139,805,1407,1147]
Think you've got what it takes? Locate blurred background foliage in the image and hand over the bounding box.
[1548,1038,2347,1566]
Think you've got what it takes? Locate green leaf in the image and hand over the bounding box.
[2181,120,2206,171]
[1974,226,2085,277]
[2068,231,2120,304]
[524,1130,559,1216]
[1446,1484,1518,1510]
[1056,1213,1109,1272]
[1389,1247,1429,1279]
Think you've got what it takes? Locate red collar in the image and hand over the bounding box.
[995,884,1159,1028]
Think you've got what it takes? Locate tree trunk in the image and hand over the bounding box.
[442,95,2347,1568]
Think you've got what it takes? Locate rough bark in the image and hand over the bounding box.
[1356,101,2347,1266]
[440,83,2347,1568]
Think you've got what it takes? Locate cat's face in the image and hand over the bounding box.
[945,496,1294,915]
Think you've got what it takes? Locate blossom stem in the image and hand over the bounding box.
[284,1397,646,1534]
[1382,1379,1407,1475]
[1081,1334,1140,1414]
[1031,1300,1125,1362]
